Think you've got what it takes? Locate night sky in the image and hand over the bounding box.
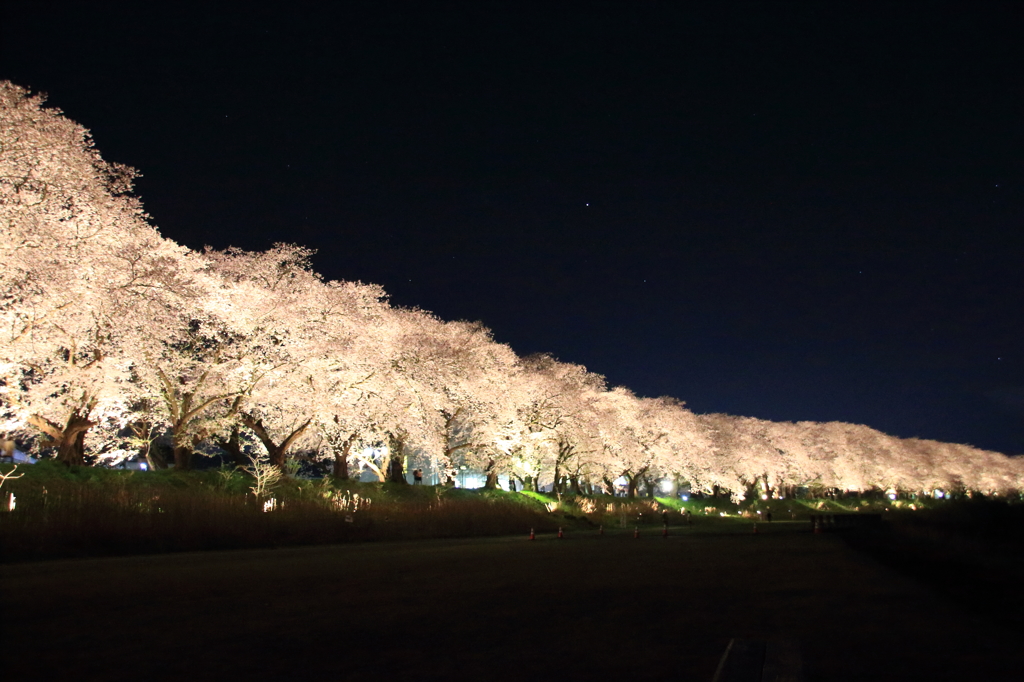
[3,3,1023,454]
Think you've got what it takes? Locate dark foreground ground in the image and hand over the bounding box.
[3,522,1022,681]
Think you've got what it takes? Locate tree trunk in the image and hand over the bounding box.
[386,433,407,484]
[642,476,657,498]
[130,419,164,470]
[625,466,649,499]
[173,443,193,470]
[570,476,583,495]
[745,480,759,501]
[483,459,498,489]
[602,476,615,495]
[29,410,95,467]
[172,431,204,470]
[386,454,406,483]
[215,425,246,467]
[436,469,453,486]
[522,475,541,492]
[241,413,312,471]
[57,427,88,466]
[146,443,169,470]
[333,437,352,482]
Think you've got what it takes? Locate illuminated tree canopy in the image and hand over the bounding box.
[2,81,1022,498]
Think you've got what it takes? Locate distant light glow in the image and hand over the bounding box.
[461,475,484,489]
[660,480,673,493]
[681,494,689,501]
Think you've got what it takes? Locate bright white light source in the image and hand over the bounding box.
[660,480,674,493]
[887,492,897,501]
[681,494,689,501]
[761,494,768,500]
[140,462,148,471]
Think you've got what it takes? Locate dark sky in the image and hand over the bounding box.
[4,2,1023,454]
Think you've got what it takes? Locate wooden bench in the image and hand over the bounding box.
[712,638,802,682]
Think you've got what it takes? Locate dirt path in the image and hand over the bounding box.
[2,523,1019,681]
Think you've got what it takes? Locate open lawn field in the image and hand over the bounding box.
[3,522,1022,681]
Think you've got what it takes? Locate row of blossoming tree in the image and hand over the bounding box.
[2,82,1022,500]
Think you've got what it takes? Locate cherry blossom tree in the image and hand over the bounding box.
[699,414,774,499]
[243,268,392,473]
[123,260,256,469]
[132,243,394,471]
[335,310,522,486]
[198,245,331,469]
[604,393,708,499]
[413,319,522,488]
[830,423,906,493]
[918,439,1024,496]
[0,82,195,465]
[502,354,607,493]
[295,277,394,479]
[344,307,452,483]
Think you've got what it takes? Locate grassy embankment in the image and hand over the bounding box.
[1,460,1010,562]
[0,461,556,561]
